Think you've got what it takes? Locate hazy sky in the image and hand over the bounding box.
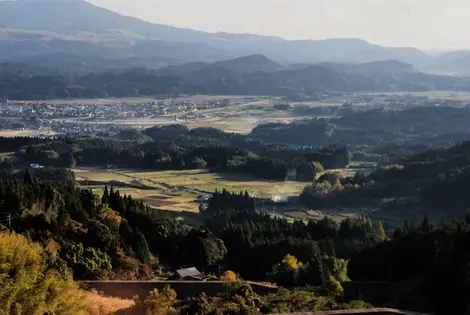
[89,0,469,50]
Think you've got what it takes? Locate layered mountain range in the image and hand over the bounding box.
[2,0,470,99]
[1,0,470,75]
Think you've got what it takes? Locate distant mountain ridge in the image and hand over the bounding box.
[159,55,285,76]
[0,0,433,67]
[318,60,418,76]
[4,55,470,100]
[2,0,470,74]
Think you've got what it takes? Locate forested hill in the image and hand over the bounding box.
[0,169,387,281]
[300,139,470,220]
[251,106,470,147]
[348,219,470,314]
[2,120,470,313]
[0,125,352,182]
[3,58,470,99]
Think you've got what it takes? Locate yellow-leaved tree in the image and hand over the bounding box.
[143,285,178,315]
[0,232,89,315]
[282,254,301,270]
[377,220,387,242]
[327,276,344,297]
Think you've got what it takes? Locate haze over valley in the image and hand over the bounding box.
[2,0,470,77]
[2,1,470,315]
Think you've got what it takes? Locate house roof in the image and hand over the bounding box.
[176,267,203,279]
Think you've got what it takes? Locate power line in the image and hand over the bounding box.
[0,214,19,227]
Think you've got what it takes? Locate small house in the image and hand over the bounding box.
[196,194,211,203]
[176,267,205,281]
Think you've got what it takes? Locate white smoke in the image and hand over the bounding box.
[272,195,288,203]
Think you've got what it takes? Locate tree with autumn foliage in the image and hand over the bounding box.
[282,254,302,270]
[220,270,237,281]
[327,275,344,297]
[270,254,304,287]
[143,285,178,315]
[376,220,387,241]
[0,232,89,315]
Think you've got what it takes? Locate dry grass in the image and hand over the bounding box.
[75,168,309,212]
[368,91,470,100]
[85,290,135,315]
[291,100,342,107]
[75,168,201,213]
[183,111,315,134]
[0,129,57,137]
[125,169,309,198]
[0,152,13,161]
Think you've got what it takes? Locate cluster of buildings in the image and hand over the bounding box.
[0,101,129,119]
[0,97,241,135]
[6,95,262,137]
[154,98,234,114]
[0,98,235,120]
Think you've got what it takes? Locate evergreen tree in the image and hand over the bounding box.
[366,217,373,234]
[119,219,135,256]
[101,185,109,205]
[300,254,326,286]
[23,168,38,187]
[377,220,387,241]
[61,152,77,168]
[393,227,403,239]
[134,228,151,264]
[324,237,336,257]
[403,220,410,235]
[421,216,431,233]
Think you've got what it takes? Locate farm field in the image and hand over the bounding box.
[74,168,200,213]
[369,91,470,101]
[180,98,336,133]
[74,168,310,214]
[124,169,309,198]
[0,129,56,137]
[26,95,256,106]
[119,98,335,133]
[183,113,314,134]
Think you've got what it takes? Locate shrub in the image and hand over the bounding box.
[313,161,325,174]
[143,285,178,315]
[85,290,135,315]
[327,276,344,297]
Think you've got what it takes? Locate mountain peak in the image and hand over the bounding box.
[0,0,432,68]
[214,55,285,73]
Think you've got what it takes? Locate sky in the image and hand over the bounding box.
[88,0,470,50]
